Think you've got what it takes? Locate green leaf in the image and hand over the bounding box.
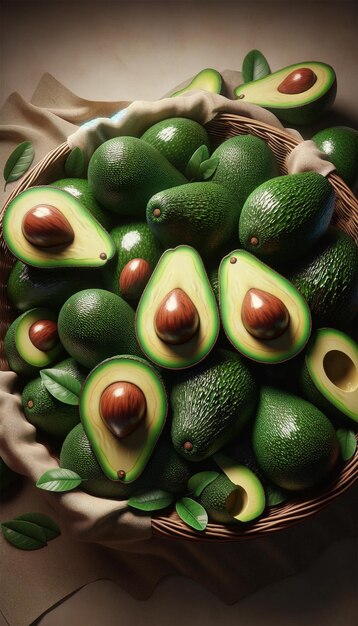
[1,520,47,550]
[199,157,219,180]
[15,513,61,541]
[265,483,288,507]
[185,144,210,180]
[242,50,271,83]
[336,428,357,461]
[128,489,175,512]
[36,468,82,492]
[64,147,85,177]
[187,471,220,497]
[175,497,208,531]
[40,368,82,405]
[3,141,35,189]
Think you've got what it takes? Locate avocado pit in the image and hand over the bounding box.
[22,205,75,248]
[241,288,290,340]
[28,319,59,351]
[154,288,200,345]
[278,68,317,94]
[119,258,152,299]
[100,381,146,438]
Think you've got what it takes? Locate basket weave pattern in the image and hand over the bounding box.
[1,114,357,541]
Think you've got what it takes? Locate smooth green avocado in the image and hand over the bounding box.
[170,68,223,97]
[312,126,358,189]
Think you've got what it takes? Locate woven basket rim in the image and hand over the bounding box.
[1,112,357,541]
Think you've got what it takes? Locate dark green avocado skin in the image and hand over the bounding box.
[287,227,358,329]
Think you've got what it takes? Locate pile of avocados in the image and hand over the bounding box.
[2,98,358,529]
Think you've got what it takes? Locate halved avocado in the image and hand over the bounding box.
[135,245,220,369]
[219,250,311,363]
[234,62,336,125]
[213,453,266,522]
[3,186,115,268]
[301,328,358,425]
[80,355,168,482]
[171,68,223,97]
[4,308,63,376]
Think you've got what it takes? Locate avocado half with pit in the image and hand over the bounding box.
[4,308,63,376]
[219,250,311,363]
[3,186,115,268]
[80,355,168,482]
[135,245,220,369]
[301,328,358,426]
[213,453,266,523]
[234,61,336,125]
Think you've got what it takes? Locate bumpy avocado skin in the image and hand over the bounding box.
[171,349,258,462]
[199,473,238,523]
[50,178,117,231]
[287,227,358,328]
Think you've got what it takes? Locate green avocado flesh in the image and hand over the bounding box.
[3,186,115,269]
[234,62,336,124]
[4,308,63,376]
[135,245,220,369]
[213,453,266,522]
[171,68,222,97]
[219,250,311,364]
[80,355,167,482]
[301,328,358,424]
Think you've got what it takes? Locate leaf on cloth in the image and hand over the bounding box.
[64,147,85,177]
[40,368,81,405]
[3,141,35,189]
[1,520,47,550]
[336,428,357,461]
[242,50,271,83]
[36,468,82,492]
[15,512,61,541]
[128,489,175,511]
[175,497,208,531]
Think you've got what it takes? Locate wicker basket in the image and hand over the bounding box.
[1,113,357,542]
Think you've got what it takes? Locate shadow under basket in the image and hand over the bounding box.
[1,113,357,542]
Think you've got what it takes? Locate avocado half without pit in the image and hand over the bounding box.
[219,250,311,363]
[80,355,167,482]
[3,186,115,268]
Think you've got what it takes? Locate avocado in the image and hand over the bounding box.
[210,134,279,215]
[300,328,358,426]
[3,186,115,269]
[102,221,163,302]
[239,172,335,265]
[146,182,239,261]
[198,473,243,524]
[80,355,167,483]
[7,259,103,312]
[170,68,223,97]
[50,178,117,231]
[22,357,87,439]
[170,349,258,461]
[141,117,211,174]
[58,288,142,369]
[87,136,187,218]
[312,126,358,189]
[219,250,311,364]
[234,61,337,125]
[287,227,358,328]
[252,386,340,491]
[135,245,220,369]
[213,453,266,522]
[4,308,63,377]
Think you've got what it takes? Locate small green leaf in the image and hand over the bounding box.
[242,50,271,83]
[336,428,357,461]
[185,144,210,180]
[65,147,85,177]
[175,497,208,531]
[199,157,219,180]
[36,468,82,492]
[187,471,220,497]
[265,483,288,507]
[1,520,47,550]
[128,489,175,512]
[40,369,82,405]
[3,141,35,189]
[15,513,61,541]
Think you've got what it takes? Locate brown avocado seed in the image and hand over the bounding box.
[22,205,74,248]
[99,381,146,438]
[119,258,152,299]
[241,288,290,340]
[28,319,59,351]
[277,68,317,95]
[154,288,200,345]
